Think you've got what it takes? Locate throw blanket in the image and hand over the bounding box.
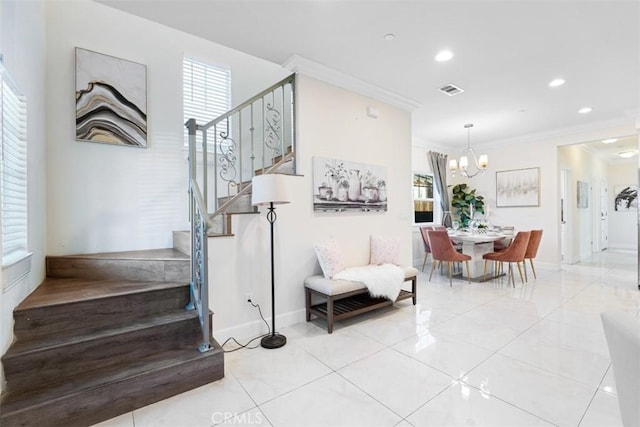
[334,264,404,301]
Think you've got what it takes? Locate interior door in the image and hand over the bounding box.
[600,182,608,250]
[560,169,570,263]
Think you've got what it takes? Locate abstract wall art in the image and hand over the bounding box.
[496,167,540,207]
[614,185,638,211]
[75,47,147,148]
[313,156,387,212]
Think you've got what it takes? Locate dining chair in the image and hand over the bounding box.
[419,225,446,271]
[427,230,471,287]
[523,229,543,281]
[493,226,514,252]
[482,231,531,287]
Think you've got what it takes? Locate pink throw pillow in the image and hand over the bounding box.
[370,235,400,265]
[314,238,345,279]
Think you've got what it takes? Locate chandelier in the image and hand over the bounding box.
[449,123,488,178]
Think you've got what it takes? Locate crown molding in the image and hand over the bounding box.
[283,54,421,112]
[477,116,637,151]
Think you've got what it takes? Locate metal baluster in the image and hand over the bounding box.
[213,124,218,212]
[250,103,255,181]
[202,128,208,207]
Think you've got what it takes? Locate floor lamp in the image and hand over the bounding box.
[251,174,291,349]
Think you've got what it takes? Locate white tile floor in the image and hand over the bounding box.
[95,250,638,427]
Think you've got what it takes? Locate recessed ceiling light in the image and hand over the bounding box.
[383,33,396,41]
[549,78,566,88]
[435,50,454,62]
[602,138,618,144]
[578,107,593,114]
[618,150,637,158]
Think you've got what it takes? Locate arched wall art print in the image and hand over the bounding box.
[75,47,147,148]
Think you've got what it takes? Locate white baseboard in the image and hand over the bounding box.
[607,244,637,251]
[214,308,307,345]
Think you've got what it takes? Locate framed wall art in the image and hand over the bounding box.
[577,180,589,208]
[496,167,540,207]
[313,156,387,212]
[614,185,638,211]
[75,47,147,147]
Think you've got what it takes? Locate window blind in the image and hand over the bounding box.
[0,61,28,265]
[183,57,231,148]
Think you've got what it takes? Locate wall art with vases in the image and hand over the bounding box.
[312,156,387,212]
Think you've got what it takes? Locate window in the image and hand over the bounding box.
[413,173,434,223]
[183,57,231,148]
[0,60,28,266]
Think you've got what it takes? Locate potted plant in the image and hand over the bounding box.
[377,178,387,201]
[361,171,379,202]
[318,181,332,200]
[325,160,347,197]
[450,183,484,228]
[336,179,349,201]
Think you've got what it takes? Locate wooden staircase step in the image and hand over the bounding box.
[3,310,205,393]
[254,145,294,175]
[17,277,187,310]
[0,340,224,427]
[7,309,197,356]
[2,247,225,426]
[13,278,190,342]
[46,249,189,282]
[216,193,255,214]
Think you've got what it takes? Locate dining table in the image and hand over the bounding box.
[448,230,510,281]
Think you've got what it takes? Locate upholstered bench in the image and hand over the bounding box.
[304,266,418,333]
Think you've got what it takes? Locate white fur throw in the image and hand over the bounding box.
[334,264,404,301]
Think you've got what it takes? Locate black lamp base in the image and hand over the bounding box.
[261,333,287,349]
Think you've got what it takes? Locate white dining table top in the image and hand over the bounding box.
[448,230,508,243]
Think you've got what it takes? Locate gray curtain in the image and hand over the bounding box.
[428,151,451,227]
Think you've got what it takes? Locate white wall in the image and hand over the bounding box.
[608,161,638,250]
[209,76,413,340]
[45,0,289,255]
[0,0,47,390]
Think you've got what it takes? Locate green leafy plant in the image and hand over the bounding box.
[450,183,485,228]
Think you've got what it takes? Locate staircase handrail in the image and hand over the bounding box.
[192,178,215,229]
[200,73,296,131]
[186,118,212,353]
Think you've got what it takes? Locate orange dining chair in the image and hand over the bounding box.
[482,231,531,287]
[419,225,446,271]
[523,229,543,281]
[427,230,471,287]
[493,226,514,252]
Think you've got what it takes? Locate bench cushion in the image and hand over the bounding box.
[305,276,365,295]
[305,265,418,296]
[401,265,419,278]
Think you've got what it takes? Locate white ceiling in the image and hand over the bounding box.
[97,0,639,153]
[579,134,638,164]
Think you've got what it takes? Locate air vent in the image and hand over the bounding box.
[439,83,464,96]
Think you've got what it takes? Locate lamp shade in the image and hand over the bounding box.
[252,174,292,206]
